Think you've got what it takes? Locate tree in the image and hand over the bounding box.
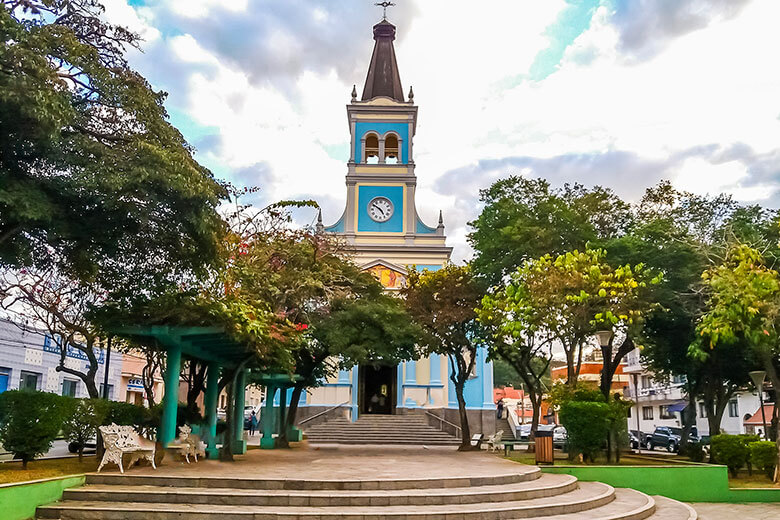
[478,293,553,439]
[694,244,780,480]
[62,398,104,462]
[608,183,763,454]
[281,289,422,446]
[486,248,657,394]
[1,1,225,287]
[468,177,631,285]
[403,264,484,451]
[1,267,105,397]
[0,390,67,468]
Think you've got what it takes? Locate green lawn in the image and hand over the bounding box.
[727,470,780,488]
[0,457,97,485]
[505,451,689,466]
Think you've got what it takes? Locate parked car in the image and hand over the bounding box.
[629,430,649,450]
[552,426,567,449]
[515,423,556,441]
[647,426,699,453]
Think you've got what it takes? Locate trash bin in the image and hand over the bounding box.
[534,429,554,465]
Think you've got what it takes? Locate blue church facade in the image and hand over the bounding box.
[296,18,495,434]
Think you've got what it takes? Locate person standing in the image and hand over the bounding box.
[249,410,258,436]
[496,399,505,419]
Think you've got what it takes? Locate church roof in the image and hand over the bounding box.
[361,20,405,102]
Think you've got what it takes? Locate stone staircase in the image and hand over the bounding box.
[36,465,697,519]
[303,413,461,446]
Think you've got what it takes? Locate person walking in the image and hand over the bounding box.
[496,399,505,419]
[249,410,259,436]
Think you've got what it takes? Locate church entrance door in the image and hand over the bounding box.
[359,364,396,415]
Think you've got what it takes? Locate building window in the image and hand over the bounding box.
[627,406,631,418]
[641,375,652,389]
[728,400,738,418]
[0,367,10,394]
[642,406,653,420]
[62,379,77,398]
[659,405,675,419]
[699,402,708,418]
[19,371,40,391]
[100,384,114,400]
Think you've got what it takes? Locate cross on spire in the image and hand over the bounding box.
[375,1,395,20]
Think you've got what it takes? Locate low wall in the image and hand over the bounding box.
[0,474,86,520]
[542,465,780,503]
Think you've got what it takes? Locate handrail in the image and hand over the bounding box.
[424,410,462,439]
[298,400,351,426]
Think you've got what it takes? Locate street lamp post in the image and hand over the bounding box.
[749,370,769,441]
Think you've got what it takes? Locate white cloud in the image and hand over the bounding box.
[113,0,780,262]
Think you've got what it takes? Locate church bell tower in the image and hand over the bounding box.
[320,18,452,287]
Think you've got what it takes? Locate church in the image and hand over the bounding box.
[295,16,495,434]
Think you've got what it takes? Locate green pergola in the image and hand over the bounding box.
[111,325,299,457]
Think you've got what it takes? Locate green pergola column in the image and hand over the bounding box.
[261,385,277,449]
[232,368,247,454]
[159,343,182,447]
[204,362,220,459]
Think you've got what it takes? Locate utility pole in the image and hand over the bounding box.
[102,335,112,399]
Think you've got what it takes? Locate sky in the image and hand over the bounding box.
[103,0,780,262]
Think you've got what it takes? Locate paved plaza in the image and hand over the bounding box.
[692,502,780,519]
[121,444,534,480]
[83,445,780,519]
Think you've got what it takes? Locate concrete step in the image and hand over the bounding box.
[83,466,541,490]
[519,488,655,520]
[37,481,617,520]
[648,496,698,520]
[304,416,461,446]
[62,473,579,506]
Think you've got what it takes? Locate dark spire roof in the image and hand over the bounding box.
[361,20,404,102]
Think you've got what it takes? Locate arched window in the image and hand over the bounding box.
[364,133,379,164]
[384,134,399,164]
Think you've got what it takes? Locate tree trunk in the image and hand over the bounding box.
[186,361,207,414]
[678,399,697,457]
[761,354,780,482]
[453,378,472,451]
[277,385,304,449]
[220,382,234,461]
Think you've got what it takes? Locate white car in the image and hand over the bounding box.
[553,426,567,448]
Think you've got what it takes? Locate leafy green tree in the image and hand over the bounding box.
[403,264,484,451]
[483,248,657,396]
[468,177,631,285]
[281,277,421,447]
[477,294,553,439]
[0,1,225,286]
[0,390,67,468]
[694,244,780,479]
[62,398,105,462]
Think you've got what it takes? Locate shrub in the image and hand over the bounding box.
[559,400,610,462]
[62,399,106,462]
[0,390,68,468]
[711,434,750,476]
[749,441,778,478]
[103,401,148,427]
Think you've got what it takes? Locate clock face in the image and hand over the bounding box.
[367,196,394,222]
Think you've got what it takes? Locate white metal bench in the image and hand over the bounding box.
[175,424,206,463]
[487,430,505,452]
[97,423,157,473]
